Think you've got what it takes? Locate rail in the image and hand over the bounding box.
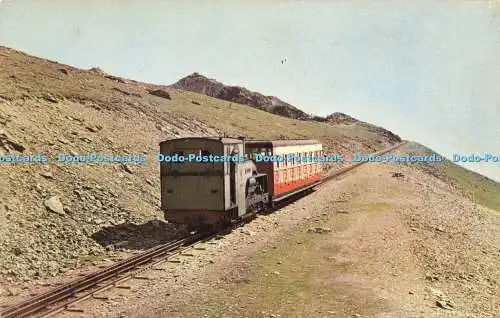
[0,232,210,318]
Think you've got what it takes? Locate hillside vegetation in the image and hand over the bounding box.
[401,142,500,213]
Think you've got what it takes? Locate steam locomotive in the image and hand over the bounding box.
[159,137,323,229]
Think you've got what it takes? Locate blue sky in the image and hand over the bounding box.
[0,0,499,181]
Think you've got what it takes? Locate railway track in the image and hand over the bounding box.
[0,141,407,318]
[0,233,212,318]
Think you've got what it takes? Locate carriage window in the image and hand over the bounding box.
[173,151,184,156]
[201,150,211,156]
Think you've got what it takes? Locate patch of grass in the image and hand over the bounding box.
[444,161,500,212]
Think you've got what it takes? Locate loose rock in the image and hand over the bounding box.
[43,94,58,103]
[57,137,71,145]
[149,89,171,100]
[307,227,332,234]
[44,196,65,215]
[436,299,454,310]
[40,171,54,179]
[86,125,102,133]
[241,229,255,236]
[121,164,133,174]
[0,130,26,152]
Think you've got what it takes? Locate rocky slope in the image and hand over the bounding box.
[170,72,313,120]
[0,45,402,293]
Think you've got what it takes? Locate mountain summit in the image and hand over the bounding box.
[170,73,314,120]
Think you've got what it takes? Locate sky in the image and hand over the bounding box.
[0,0,499,182]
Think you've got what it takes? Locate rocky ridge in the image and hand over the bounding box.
[170,72,312,120]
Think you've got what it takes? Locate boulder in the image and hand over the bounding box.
[149,89,171,100]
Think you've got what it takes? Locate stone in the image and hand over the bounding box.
[307,227,332,234]
[57,137,71,145]
[121,164,133,174]
[0,130,26,152]
[43,94,58,103]
[40,171,54,179]
[86,125,102,133]
[89,67,105,74]
[79,137,92,143]
[149,89,171,100]
[241,229,255,236]
[105,75,127,83]
[44,196,65,215]
[6,286,21,296]
[436,299,454,310]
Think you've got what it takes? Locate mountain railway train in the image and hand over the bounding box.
[159,137,324,229]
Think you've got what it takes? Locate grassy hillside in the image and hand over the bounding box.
[398,142,500,213]
[443,161,500,212]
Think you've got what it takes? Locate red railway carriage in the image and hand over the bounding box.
[244,139,324,202]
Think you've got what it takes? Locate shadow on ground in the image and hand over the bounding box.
[91,220,186,251]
